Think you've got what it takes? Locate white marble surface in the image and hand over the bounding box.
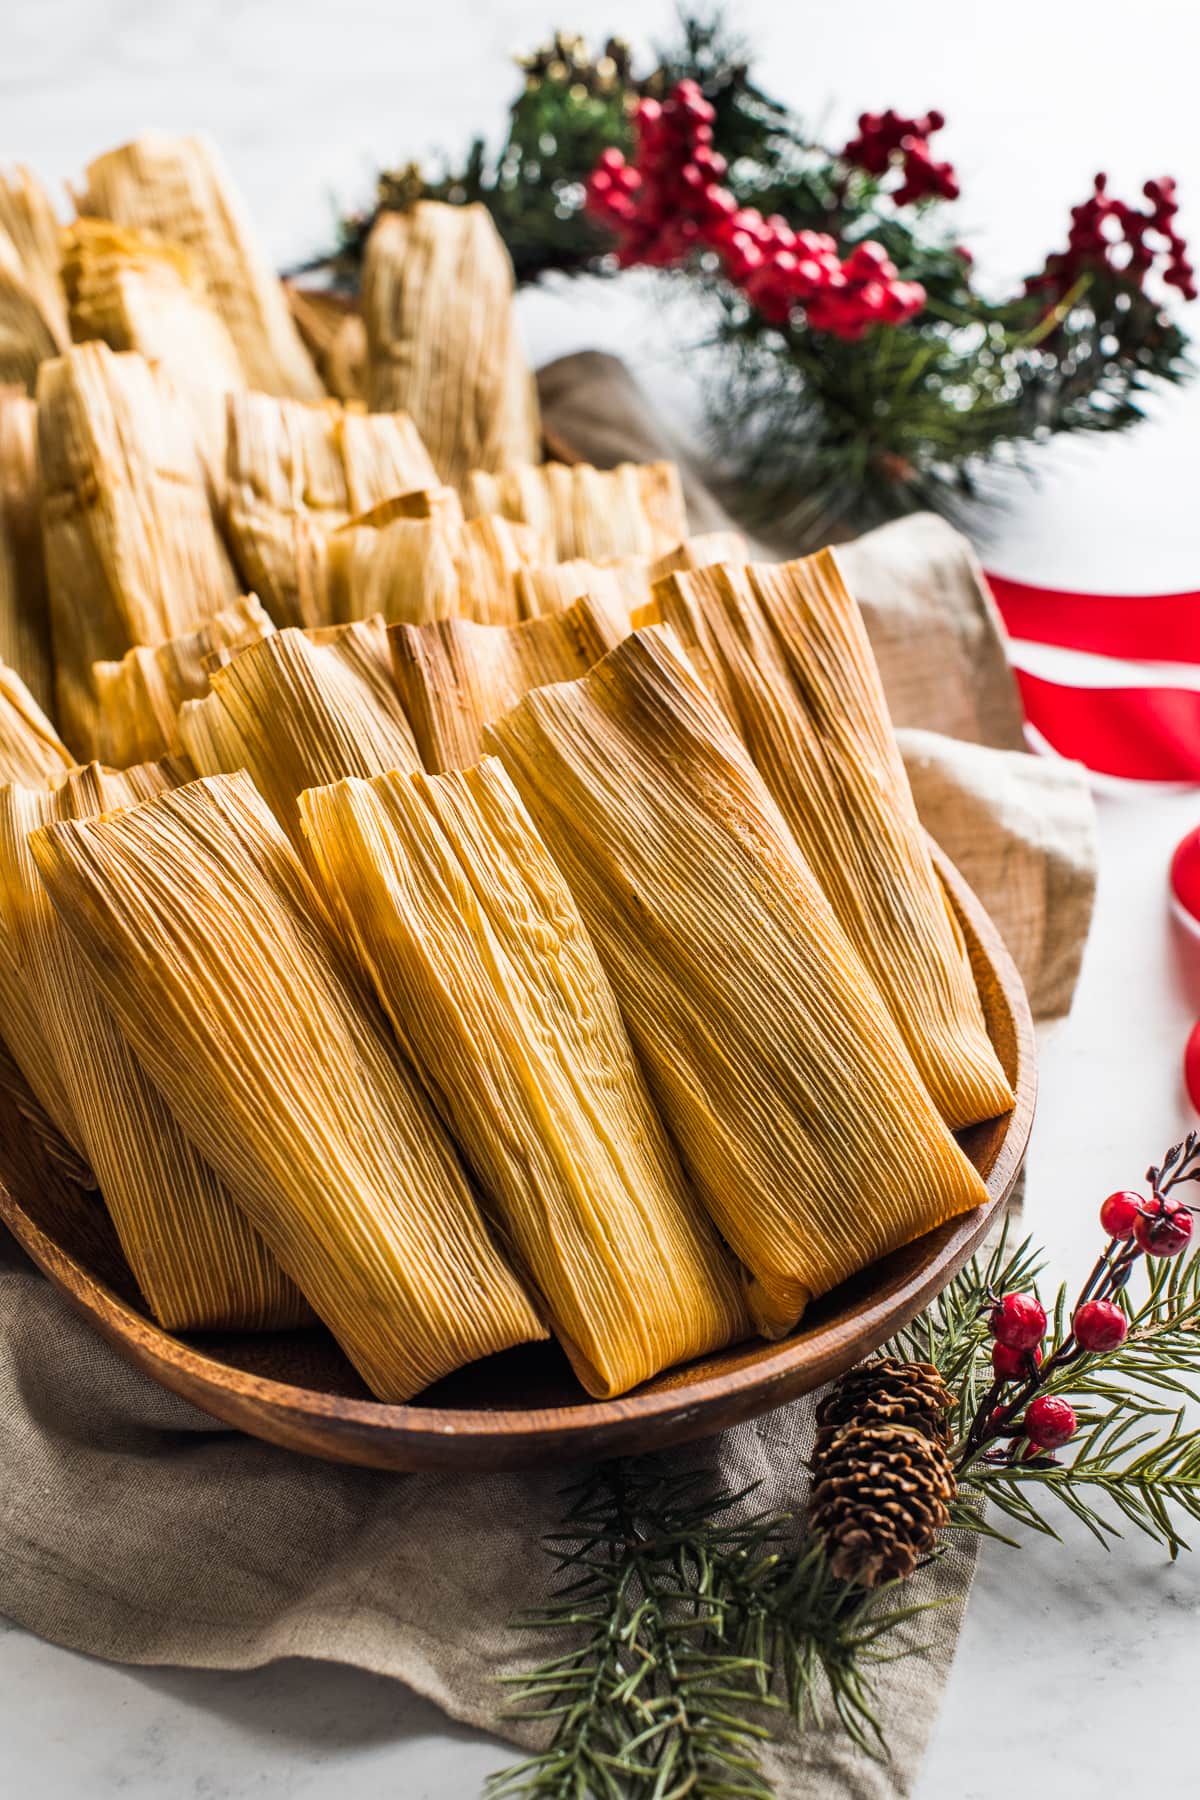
[5,3,1200,1796]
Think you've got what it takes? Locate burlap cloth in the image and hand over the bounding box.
[0,354,1098,1798]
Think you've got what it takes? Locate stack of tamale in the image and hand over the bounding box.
[0,126,1016,1411]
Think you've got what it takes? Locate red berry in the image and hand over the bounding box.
[992,1341,1042,1381]
[1099,1190,1142,1239]
[1133,1196,1194,1257]
[1072,1299,1128,1353]
[989,1292,1047,1350]
[1024,1396,1077,1449]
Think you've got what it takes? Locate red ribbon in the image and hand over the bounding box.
[988,573,1200,664]
[1013,669,1200,781]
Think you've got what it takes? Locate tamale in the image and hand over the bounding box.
[328,489,547,629]
[0,386,53,713]
[362,203,540,488]
[0,167,70,350]
[648,531,749,585]
[33,771,545,1398]
[224,392,437,627]
[0,226,64,393]
[77,134,324,400]
[486,626,991,1336]
[178,620,420,853]
[87,593,276,766]
[0,660,74,786]
[390,595,627,772]
[654,553,1014,1130]
[513,556,652,624]
[286,286,367,403]
[62,218,246,506]
[465,459,687,561]
[37,342,240,749]
[0,761,305,1330]
[300,758,749,1397]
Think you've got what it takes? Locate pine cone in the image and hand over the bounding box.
[815,1357,954,1453]
[809,1421,957,1588]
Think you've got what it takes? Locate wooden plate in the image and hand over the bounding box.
[0,844,1034,1472]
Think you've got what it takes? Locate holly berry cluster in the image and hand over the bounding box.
[1028,172,1196,304]
[585,80,926,340]
[960,1164,1197,1468]
[840,108,960,206]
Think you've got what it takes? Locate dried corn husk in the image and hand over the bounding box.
[0,386,53,714]
[1,761,305,1329]
[286,287,367,403]
[513,556,652,623]
[62,217,246,507]
[87,593,276,766]
[654,553,1014,1130]
[178,620,420,853]
[0,661,74,786]
[390,595,627,772]
[328,489,547,628]
[77,134,324,400]
[0,226,65,393]
[465,459,687,561]
[363,203,540,488]
[648,531,749,585]
[33,770,545,1398]
[0,167,70,349]
[37,343,240,748]
[487,626,990,1336]
[300,757,749,1397]
[224,392,437,627]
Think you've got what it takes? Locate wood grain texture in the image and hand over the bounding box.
[0,842,1035,1472]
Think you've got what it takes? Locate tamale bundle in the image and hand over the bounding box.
[87,593,276,766]
[178,620,420,853]
[363,202,541,489]
[224,393,438,627]
[77,134,324,400]
[390,595,627,772]
[0,168,70,351]
[32,771,545,1398]
[487,626,990,1336]
[37,342,240,748]
[0,761,305,1329]
[0,227,64,393]
[0,386,53,713]
[0,660,74,786]
[653,553,1014,1130]
[465,459,688,560]
[328,488,547,629]
[301,758,748,1397]
[62,218,246,506]
[512,556,652,624]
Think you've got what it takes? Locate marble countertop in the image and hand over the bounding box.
[5,2,1200,1795]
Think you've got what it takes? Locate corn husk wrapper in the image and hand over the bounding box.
[37,343,240,749]
[654,553,1014,1130]
[286,287,367,403]
[0,168,69,390]
[0,386,53,713]
[178,620,420,854]
[329,488,547,629]
[465,460,687,561]
[62,217,246,508]
[512,556,652,624]
[0,226,65,393]
[301,758,749,1397]
[487,626,991,1336]
[0,661,74,787]
[390,595,627,772]
[87,593,276,767]
[363,203,540,489]
[2,760,305,1329]
[33,770,545,1398]
[224,393,437,628]
[77,134,324,400]
[647,532,749,586]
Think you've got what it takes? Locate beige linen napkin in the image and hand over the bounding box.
[0,353,1097,1799]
